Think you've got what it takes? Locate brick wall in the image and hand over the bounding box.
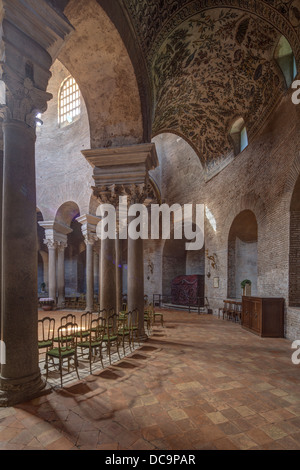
[150,90,300,340]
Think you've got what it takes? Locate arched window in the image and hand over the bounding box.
[229,117,248,156]
[275,36,297,89]
[59,76,81,126]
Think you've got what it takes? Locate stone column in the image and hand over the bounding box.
[0,129,3,351]
[85,240,94,312]
[39,251,49,293]
[77,215,99,313]
[57,242,67,309]
[82,144,159,328]
[93,247,99,296]
[116,236,123,313]
[40,224,72,308]
[100,238,116,313]
[0,0,73,406]
[46,241,57,304]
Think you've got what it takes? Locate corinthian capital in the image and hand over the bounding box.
[44,239,57,250]
[0,76,52,128]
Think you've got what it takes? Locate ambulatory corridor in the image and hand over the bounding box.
[0,310,299,451]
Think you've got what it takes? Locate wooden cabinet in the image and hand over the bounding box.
[242,297,284,338]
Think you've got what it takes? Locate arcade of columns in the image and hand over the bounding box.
[0,0,158,406]
[40,144,158,338]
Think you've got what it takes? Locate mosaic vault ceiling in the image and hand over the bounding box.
[124,0,300,175]
[49,0,300,175]
[151,9,285,172]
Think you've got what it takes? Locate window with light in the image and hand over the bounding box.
[59,76,81,126]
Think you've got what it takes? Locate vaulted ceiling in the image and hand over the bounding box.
[49,0,300,176]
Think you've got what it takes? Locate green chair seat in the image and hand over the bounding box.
[102,335,118,342]
[53,336,73,343]
[38,340,53,349]
[78,340,102,348]
[75,330,90,338]
[118,329,130,336]
[47,347,76,358]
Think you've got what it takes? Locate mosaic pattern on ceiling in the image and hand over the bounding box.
[125,0,300,64]
[151,9,285,172]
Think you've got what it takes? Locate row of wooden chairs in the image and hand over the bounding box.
[38,309,143,387]
[219,300,242,323]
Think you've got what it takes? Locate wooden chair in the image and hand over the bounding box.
[46,322,80,388]
[130,309,141,348]
[222,300,230,320]
[53,314,76,343]
[102,313,121,365]
[75,311,93,357]
[227,301,236,322]
[235,302,242,323]
[77,318,106,374]
[38,317,55,357]
[117,315,132,355]
[154,308,164,327]
[144,303,154,333]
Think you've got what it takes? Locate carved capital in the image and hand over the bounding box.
[84,236,97,247]
[94,182,157,207]
[0,76,52,128]
[44,239,57,250]
[57,241,67,252]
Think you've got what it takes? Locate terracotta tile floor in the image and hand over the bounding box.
[1,309,300,450]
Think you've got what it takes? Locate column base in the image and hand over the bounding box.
[0,371,47,407]
[139,331,148,342]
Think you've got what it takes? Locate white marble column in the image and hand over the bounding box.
[57,242,67,309]
[46,241,57,304]
[77,215,99,313]
[39,251,49,292]
[85,240,94,312]
[0,0,73,407]
[116,236,123,314]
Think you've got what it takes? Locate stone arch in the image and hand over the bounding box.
[284,151,300,207]
[223,192,267,245]
[162,222,205,299]
[57,0,144,149]
[227,210,258,299]
[54,201,87,297]
[289,173,300,307]
[151,129,204,172]
[55,201,80,228]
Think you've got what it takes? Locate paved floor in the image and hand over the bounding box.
[0,310,300,450]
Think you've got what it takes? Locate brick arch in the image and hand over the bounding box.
[283,151,300,209]
[223,192,267,244]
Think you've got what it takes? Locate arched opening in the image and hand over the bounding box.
[289,175,300,307]
[275,35,298,89]
[228,210,258,299]
[58,75,81,127]
[229,117,248,157]
[65,218,86,297]
[162,231,205,306]
[54,202,85,298]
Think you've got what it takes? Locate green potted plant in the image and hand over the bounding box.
[241,279,252,296]
[40,282,46,294]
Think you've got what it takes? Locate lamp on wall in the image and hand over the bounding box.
[206,250,217,278]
